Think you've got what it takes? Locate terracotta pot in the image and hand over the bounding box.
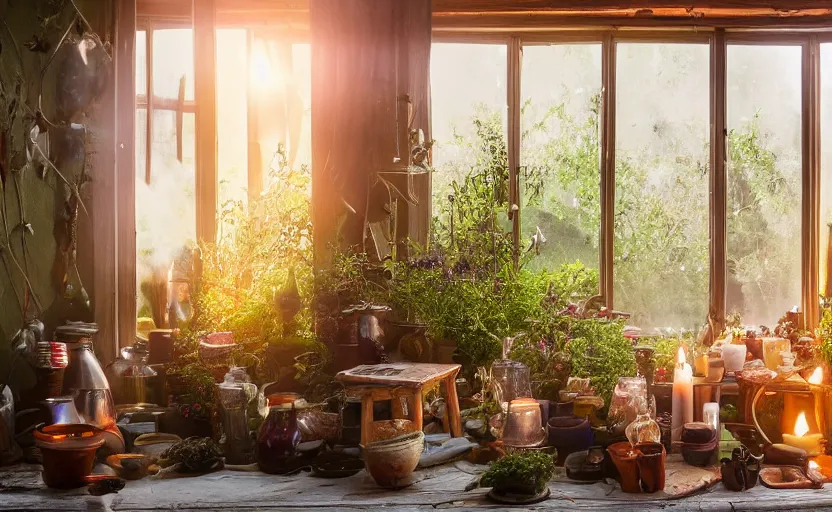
[362,430,424,489]
[607,441,641,493]
[34,424,104,489]
[635,442,666,493]
[548,416,593,466]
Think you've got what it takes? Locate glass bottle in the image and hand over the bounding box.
[58,322,116,430]
[626,396,661,447]
[217,367,256,465]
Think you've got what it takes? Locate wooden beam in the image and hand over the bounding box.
[82,0,118,364]
[145,27,153,184]
[116,0,138,349]
[432,0,830,12]
[600,34,616,308]
[802,36,821,330]
[193,0,218,244]
[710,29,727,331]
[507,37,521,268]
[432,13,832,31]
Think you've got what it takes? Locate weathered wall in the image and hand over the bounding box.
[0,0,113,391]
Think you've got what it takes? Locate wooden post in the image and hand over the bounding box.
[507,37,522,269]
[411,389,424,431]
[599,34,616,308]
[193,0,218,244]
[802,36,821,330]
[116,0,138,350]
[710,29,728,332]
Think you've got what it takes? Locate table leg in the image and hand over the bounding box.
[361,395,374,446]
[444,375,462,437]
[411,389,423,431]
[391,393,407,420]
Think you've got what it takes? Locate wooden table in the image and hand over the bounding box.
[335,363,462,445]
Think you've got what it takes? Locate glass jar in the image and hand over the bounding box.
[107,340,159,406]
[491,360,532,406]
[257,405,301,474]
[217,367,256,465]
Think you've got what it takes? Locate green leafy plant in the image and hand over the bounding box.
[480,451,555,494]
[567,319,636,405]
[819,298,832,366]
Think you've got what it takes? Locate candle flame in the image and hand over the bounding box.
[795,412,810,438]
[676,346,687,366]
[810,461,820,470]
[809,367,824,385]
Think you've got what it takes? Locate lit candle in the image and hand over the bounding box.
[783,412,824,457]
[672,346,694,444]
[722,343,747,374]
[808,367,824,385]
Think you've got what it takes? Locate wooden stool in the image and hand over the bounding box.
[335,363,462,446]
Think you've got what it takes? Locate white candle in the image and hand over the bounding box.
[703,402,720,433]
[722,343,747,373]
[672,346,694,444]
[783,411,825,457]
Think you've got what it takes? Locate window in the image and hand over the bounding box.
[520,44,602,273]
[430,34,827,332]
[822,43,832,299]
[727,45,802,326]
[430,43,507,219]
[614,43,710,329]
[135,24,311,325]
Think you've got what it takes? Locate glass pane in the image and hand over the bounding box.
[136,108,147,183]
[430,43,508,217]
[520,43,602,272]
[152,29,194,100]
[136,110,196,319]
[136,31,147,96]
[822,44,832,298]
[614,43,710,331]
[727,45,802,326]
[292,43,312,171]
[217,29,248,215]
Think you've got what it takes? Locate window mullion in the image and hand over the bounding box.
[145,26,154,184]
[193,0,218,244]
[709,29,728,336]
[802,35,822,330]
[508,37,521,269]
[600,34,616,309]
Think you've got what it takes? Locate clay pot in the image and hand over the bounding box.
[34,423,104,489]
[362,430,424,489]
[548,416,593,466]
[635,442,666,493]
[370,419,416,442]
[552,402,574,418]
[607,442,641,493]
[744,337,764,361]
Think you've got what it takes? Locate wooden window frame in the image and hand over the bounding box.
[433,27,826,331]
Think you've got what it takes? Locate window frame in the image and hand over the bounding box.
[432,28,828,331]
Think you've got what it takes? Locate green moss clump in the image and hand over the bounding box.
[480,451,555,494]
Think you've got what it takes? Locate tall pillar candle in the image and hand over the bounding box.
[672,346,693,444]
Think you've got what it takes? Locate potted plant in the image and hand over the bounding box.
[479,451,555,501]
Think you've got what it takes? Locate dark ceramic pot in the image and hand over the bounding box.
[552,402,574,418]
[548,416,593,466]
[34,424,104,489]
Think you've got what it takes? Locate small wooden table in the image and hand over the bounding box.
[335,362,462,445]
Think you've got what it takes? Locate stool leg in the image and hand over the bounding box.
[392,395,407,420]
[411,389,423,432]
[361,395,374,446]
[445,375,462,437]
